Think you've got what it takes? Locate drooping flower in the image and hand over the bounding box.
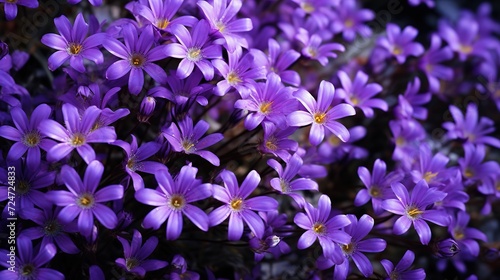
[113,135,167,190]
[47,161,124,237]
[213,47,266,97]
[258,121,298,161]
[287,80,356,146]
[163,116,223,166]
[116,230,168,277]
[20,206,80,254]
[209,170,278,241]
[164,19,222,80]
[382,180,450,245]
[103,24,169,94]
[336,70,387,118]
[198,0,253,52]
[0,236,63,280]
[267,153,318,207]
[41,13,106,73]
[0,0,38,21]
[376,24,425,64]
[354,159,402,215]
[331,0,374,41]
[316,215,387,279]
[294,194,351,264]
[296,28,345,66]
[39,103,117,164]
[443,103,500,148]
[251,38,301,87]
[128,0,197,32]
[381,250,426,280]
[135,165,213,240]
[0,104,53,169]
[234,73,297,130]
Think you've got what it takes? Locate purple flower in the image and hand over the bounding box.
[439,17,491,61]
[161,69,212,106]
[258,121,298,161]
[296,28,345,66]
[287,80,356,146]
[114,135,167,190]
[234,73,297,130]
[449,211,487,257]
[408,0,434,7]
[135,165,212,240]
[103,24,168,94]
[317,215,386,279]
[0,236,63,280]
[47,161,124,237]
[198,0,253,52]
[129,0,197,32]
[395,77,431,120]
[443,104,500,148]
[381,250,426,280]
[20,206,80,254]
[418,34,454,93]
[294,194,351,263]
[251,38,301,87]
[390,119,426,164]
[267,153,318,207]
[164,20,222,80]
[39,103,117,164]
[68,0,102,6]
[213,47,266,97]
[89,265,105,280]
[354,159,402,215]
[167,255,200,280]
[0,104,53,169]
[0,0,38,21]
[336,70,387,118]
[209,170,278,241]
[116,230,168,277]
[433,238,460,258]
[163,116,223,166]
[331,0,374,41]
[382,180,450,245]
[318,126,368,162]
[377,24,424,64]
[41,14,106,73]
[458,144,500,186]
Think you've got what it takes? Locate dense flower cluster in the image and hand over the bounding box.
[1,0,499,279]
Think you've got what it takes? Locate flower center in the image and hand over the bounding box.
[17,180,30,195]
[369,186,381,198]
[259,101,273,115]
[395,137,405,146]
[227,71,241,85]
[453,229,464,240]
[187,48,202,62]
[342,242,356,255]
[344,19,354,28]
[215,21,226,33]
[126,258,139,270]
[423,171,438,183]
[157,18,170,29]
[181,139,195,153]
[70,133,86,147]
[68,43,83,55]
[23,132,41,147]
[127,157,137,171]
[313,112,327,124]
[406,206,423,219]
[77,193,95,209]
[44,220,62,236]
[390,271,400,280]
[312,222,326,235]
[21,264,35,276]
[350,97,359,105]
[306,47,317,58]
[169,194,186,210]
[392,46,403,55]
[265,137,278,151]
[230,198,244,211]
[130,54,146,67]
[279,179,290,193]
[328,135,341,146]
[459,44,472,54]
[463,168,474,179]
[301,2,315,13]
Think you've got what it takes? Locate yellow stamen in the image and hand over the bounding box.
[181,140,195,153]
[454,229,464,240]
[126,258,139,270]
[301,2,315,13]
[464,168,474,179]
[216,21,226,33]
[187,48,202,61]
[169,195,186,210]
[313,112,327,124]
[21,264,34,276]
[71,133,85,147]
[23,132,41,147]
[459,45,472,54]
[392,46,403,55]
[423,172,438,183]
[312,222,326,234]
[406,206,423,219]
[342,242,355,254]
[77,193,95,208]
[68,43,83,55]
[227,71,241,84]
[259,102,272,115]
[230,198,244,211]
[344,19,354,28]
[369,186,381,198]
[157,18,170,29]
[130,54,145,67]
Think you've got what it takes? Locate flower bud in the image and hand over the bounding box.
[0,41,8,59]
[433,238,460,258]
[138,96,156,122]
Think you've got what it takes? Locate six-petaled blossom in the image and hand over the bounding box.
[135,165,213,240]
[287,80,356,146]
[47,161,124,237]
[377,24,425,64]
[209,170,278,241]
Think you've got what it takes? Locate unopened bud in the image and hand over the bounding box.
[138,96,156,122]
[0,41,8,59]
[433,238,460,258]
